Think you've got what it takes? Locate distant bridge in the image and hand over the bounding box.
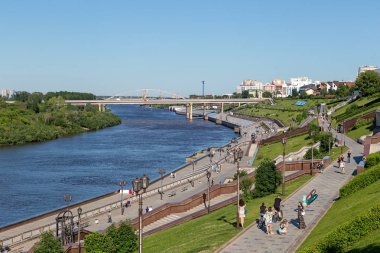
[65,97,268,120]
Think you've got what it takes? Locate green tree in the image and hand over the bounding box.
[240,177,255,200]
[303,147,323,159]
[242,90,249,98]
[336,84,350,97]
[319,132,333,153]
[355,70,380,96]
[291,88,298,97]
[85,232,114,253]
[85,222,137,253]
[262,91,272,98]
[34,232,63,253]
[254,158,281,197]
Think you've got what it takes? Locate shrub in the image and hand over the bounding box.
[303,148,324,160]
[34,232,63,253]
[353,118,373,130]
[254,158,281,197]
[365,151,380,168]
[300,205,380,253]
[339,164,380,198]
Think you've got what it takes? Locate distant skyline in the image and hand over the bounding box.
[0,0,379,96]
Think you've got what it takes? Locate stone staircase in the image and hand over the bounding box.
[143,193,236,234]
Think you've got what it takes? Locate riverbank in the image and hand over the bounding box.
[0,100,121,146]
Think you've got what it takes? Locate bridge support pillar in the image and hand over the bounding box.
[186,103,193,120]
[98,104,105,112]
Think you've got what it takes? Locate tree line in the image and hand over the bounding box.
[0,93,120,145]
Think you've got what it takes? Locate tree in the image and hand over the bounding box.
[254,158,281,197]
[240,177,255,200]
[262,91,272,98]
[303,148,323,159]
[291,88,298,97]
[84,222,137,253]
[355,70,380,96]
[319,132,333,153]
[34,232,63,253]
[242,90,249,98]
[336,84,350,97]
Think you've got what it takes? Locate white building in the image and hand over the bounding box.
[289,77,313,92]
[1,89,14,98]
[358,65,378,76]
[236,80,263,98]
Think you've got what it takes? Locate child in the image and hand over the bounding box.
[278,219,289,235]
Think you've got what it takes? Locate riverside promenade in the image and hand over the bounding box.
[217,124,363,253]
[0,114,265,252]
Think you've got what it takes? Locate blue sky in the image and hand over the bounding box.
[0,0,379,96]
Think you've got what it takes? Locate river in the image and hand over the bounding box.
[0,105,237,227]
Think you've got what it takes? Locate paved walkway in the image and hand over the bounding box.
[217,126,363,253]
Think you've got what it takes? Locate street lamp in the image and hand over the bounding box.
[132,175,150,253]
[206,170,211,213]
[310,131,315,176]
[119,180,127,215]
[158,169,165,200]
[63,194,72,210]
[281,137,287,195]
[77,207,82,253]
[234,148,243,228]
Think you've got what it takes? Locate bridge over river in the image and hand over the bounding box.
[65,98,269,120]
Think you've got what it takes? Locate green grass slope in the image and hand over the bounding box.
[298,180,380,252]
[142,175,312,253]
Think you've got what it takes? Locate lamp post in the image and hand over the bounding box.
[281,137,287,196]
[206,170,211,213]
[77,207,82,253]
[234,148,243,228]
[158,169,165,200]
[341,120,345,154]
[63,194,72,211]
[310,131,315,175]
[132,175,150,253]
[119,180,127,215]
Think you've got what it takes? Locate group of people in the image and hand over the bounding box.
[257,196,289,235]
[250,195,309,236]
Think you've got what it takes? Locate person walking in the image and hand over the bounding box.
[340,160,345,174]
[297,202,306,229]
[264,207,274,234]
[107,211,112,223]
[347,151,351,163]
[273,195,282,221]
[238,199,246,228]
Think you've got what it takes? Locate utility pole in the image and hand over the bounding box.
[202,81,205,97]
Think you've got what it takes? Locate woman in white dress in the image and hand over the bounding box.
[238,199,246,228]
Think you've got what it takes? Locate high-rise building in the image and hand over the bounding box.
[1,88,14,98]
[236,80,263,98]
[289,77,312,92]
[358,65,378,76]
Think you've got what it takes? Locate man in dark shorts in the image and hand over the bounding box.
[274,195,282,212]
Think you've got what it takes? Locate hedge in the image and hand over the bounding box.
[300,205,380,253]
[339,164,380,198]
[365,150,380,168]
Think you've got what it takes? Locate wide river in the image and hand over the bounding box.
[0,105,236,227]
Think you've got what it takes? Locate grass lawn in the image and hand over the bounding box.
[253,134,314,167]
[346,122,374,141]
[297,180,380,252]
[142,175,312,253]
[333,95,380,118]
[346,228,380,252]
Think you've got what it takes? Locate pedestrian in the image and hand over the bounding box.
[318,160,324,174]
[211,179,214,187]
[238,199,246,228]
[340,160,345,174]
[273,195,282,221]
[297,202,306,229]
[107,211,112,223]
[146,206,149,213]
[278,219,289,235]
[264,207,274,234]
[126,197,131,207]
[347,151,351,163]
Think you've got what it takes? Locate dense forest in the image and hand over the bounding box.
[0,91,121,145]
